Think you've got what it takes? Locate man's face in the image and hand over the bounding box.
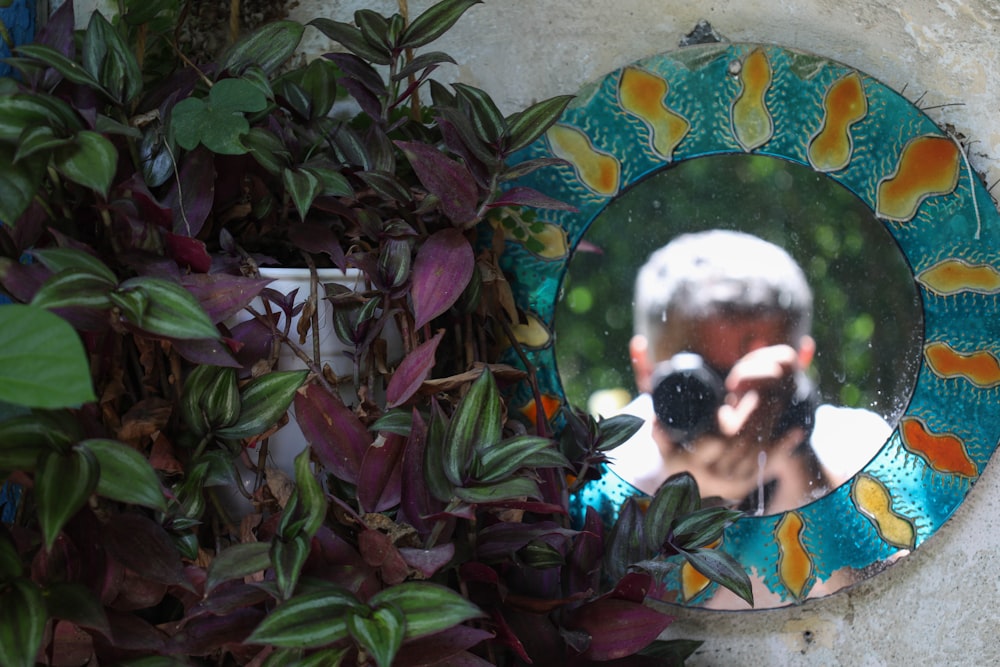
[682,314,791,375]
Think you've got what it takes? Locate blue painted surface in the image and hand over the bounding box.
[0,1,37,78]
[0,0,35,522]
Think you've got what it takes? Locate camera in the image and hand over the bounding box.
[650,352,817,444]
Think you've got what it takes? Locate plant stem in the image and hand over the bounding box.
[497,316,551,438]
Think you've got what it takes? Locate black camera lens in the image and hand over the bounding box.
[650,352,726,444]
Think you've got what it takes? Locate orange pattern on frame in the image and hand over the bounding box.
[618,67,690,159]
[679,537,721,602]
[918,259,1000,296]
[731,49,773,151]
[924,340,1000,388]
[900,416,978,478]
[520,393,563,425]
[775,512,813,601]
[808,72,868,172]
[546,124,620,196]
[876,135,960,221]
[851,474,916,550]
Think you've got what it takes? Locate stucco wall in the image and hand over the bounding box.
[68,0,1000,663]
[286,2,1000,664]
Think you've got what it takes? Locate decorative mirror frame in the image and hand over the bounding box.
[499,42,1000,606]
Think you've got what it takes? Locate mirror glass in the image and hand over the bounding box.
[555,154,924,514]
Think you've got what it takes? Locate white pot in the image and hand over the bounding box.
[220,267,400,518]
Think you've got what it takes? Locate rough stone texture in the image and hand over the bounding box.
[66,0,1000,662]
[284,2,1000,663]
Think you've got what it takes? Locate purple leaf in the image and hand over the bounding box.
[569,506,605,596]
[398,410,440,536]
[164,608,264,656]
[358,432,406,513]
[486,186,577,211]
[385,330,443,408]
[287,221,347,268]
[294,383,371,483]
[180,273,272,323]
[164,234,212,273]
[227,314,278,375]
[164,147,216,237]
[566,598,673,661]
[103,515,194,592]
[394,625,493,667]
[396,140,479,226]
[475,522,576,561]
[164,336,241,367]
[410,229,474,329]
[398,543,455,579]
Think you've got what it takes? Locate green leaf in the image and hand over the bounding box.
[604,498,647,582]
[53,130,117,198]
[640,639,705,663]
[42,582,111,637]
[504,95,574,153]
[0,305,97,409]
[211,77,270,114]
[36,448,99,550]
[171,79,269,156]
[442,369,502,486]
[243,127,291,174]
[670,506,743,550]
[0,578,47,667]
[0,141,46,224]
[453,83,506,145]
[596,413,645,451]
[354,9,391,52]
[423,402,454,502]
[399,0,482,49]
[220,20,305,75]
[0,93,81,142]
[114,277,220,340]
[283,167,322,221]
[453,476,541,503]
[681,548,753,606]
[393,51,456,82]
[14,43,105,91]
[475,435,556,483]
[216,370,308,440]
[308,19,392,65]
[369,409,413,436]
[246,585,365,647]
[0,530,22,579]
[205,542,272,593]
[271,532,311,600]
[80,439,167,512]
[30,268,116,311]
[347,605,405,667]
[30,247,117,284]
[297,58,340,119]
[13,126,72,162]
[294,449,327,537]
[83,10,142,104]
[368,582,484,640]
[643,472,700,551]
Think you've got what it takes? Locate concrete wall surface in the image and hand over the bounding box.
[65,0,1000,663]
[287,2,1000,665]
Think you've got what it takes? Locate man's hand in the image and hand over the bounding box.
[717,343,799,439]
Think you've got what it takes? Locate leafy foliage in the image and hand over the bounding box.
[0,1,750,665]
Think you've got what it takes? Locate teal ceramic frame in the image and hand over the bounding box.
[500,43,1000,606]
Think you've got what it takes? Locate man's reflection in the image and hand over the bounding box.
[570,230,890,526]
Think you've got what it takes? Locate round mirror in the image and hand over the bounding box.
[555,154,923,512]
[498,42,1000,609]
